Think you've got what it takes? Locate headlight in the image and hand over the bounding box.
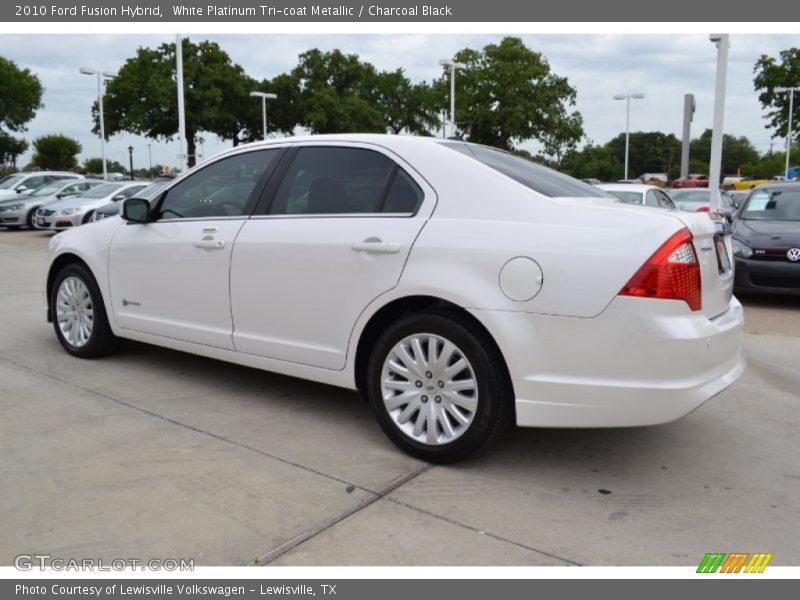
[0,203,24,211]
[732,238,753,258]
[58,207,82,215]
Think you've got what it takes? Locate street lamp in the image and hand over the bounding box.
[775,86,800,180]
[613,93,644,181]
[439,58,466,138]
[79,67,116,180]
[249,92,278,140]
[127,146,134,180]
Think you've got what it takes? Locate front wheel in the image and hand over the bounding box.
[50,263,120,358]
[366,312,512,463]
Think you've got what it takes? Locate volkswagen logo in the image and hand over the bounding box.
[788,248,800,262]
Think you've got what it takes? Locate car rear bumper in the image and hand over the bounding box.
[734,257,800,296]
[472,295,745,428]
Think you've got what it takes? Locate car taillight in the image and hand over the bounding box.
[696,206,710,212]
[619,227,702,311]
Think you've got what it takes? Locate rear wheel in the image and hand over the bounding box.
[50,263,120,358]
[366,312,512,463]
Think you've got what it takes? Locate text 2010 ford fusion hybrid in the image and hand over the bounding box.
[45,135,745,462]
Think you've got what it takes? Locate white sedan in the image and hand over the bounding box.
[597,183,676,209]
[45,135,745,462]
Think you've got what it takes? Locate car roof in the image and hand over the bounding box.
[751,182,800,192]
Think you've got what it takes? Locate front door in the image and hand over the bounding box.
[108,148,283,349]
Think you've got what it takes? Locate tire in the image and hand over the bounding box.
[50,263,120,358]
[26,208,38,229]
[366,311,512,463]
[81,211,95,224]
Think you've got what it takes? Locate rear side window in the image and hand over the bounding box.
[441,142,608,198]
[270,147,398,215]
[383,169,424,213]
[645,190,660,207]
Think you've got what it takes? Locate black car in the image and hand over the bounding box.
[731,183,800,295]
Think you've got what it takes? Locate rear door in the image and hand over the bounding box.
[230,143,435,370]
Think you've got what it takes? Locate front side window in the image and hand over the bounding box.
[270,147,397,215]
[157,149,280,220]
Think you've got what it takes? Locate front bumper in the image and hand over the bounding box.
[472,295,745,428]
[734,257,800,296]
[0,208,25,225]
[35,213,81,231]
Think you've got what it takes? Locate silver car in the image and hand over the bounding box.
[0,171,83,202]
[34,182,149,231]
[0,180,104,229]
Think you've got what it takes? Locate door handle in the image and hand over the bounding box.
[351,241,401,254]
[194,239,225,249]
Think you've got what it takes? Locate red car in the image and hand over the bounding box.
[672,174,710,188]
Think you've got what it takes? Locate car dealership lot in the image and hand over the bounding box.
[1,228,798,566]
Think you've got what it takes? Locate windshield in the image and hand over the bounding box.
[604,190,642,205]
[440,142,610,198]
[0,175,25,190]
[740,189,800,221]
[135,180,169,199]
[32,182,67,197]
[80,183,125,198]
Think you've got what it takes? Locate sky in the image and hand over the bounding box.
[0,33,795,172]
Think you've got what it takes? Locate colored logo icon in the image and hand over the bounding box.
[697,552,773,573]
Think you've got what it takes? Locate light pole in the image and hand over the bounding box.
[613,93,644,181]
[439,58,466,138]
[709,34,730,215]
[146,143,152,175]
[250,92,278,140]
[127,146,134,180]
[775,86,800,179]
[79,67,116,180]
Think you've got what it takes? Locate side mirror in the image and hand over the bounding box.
[16,186,27,193]
[122,197,150,223]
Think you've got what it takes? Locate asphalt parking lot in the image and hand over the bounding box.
[1,228,798,567]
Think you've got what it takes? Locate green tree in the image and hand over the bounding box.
[31,134,81,170]
[753,48,800,145]
[740,151,788,178]
[371,69,439,135]
[606,131,682,179]
[560,143,622,181]
[0,135,28,174]
[82,157,127,175]
[689,129,760,175]
[0,56,44,136]
[95,38,260,167]
[435,37,584,152]
[292,48,385,133]
[237,73,302,144]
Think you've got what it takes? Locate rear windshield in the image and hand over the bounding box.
[740,189,800,221]
[605,190,642,205]
[440,142,609,198]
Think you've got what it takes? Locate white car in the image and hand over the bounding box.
[45,135,745,462]
[34,182,148,231]
[598,183,676,209]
